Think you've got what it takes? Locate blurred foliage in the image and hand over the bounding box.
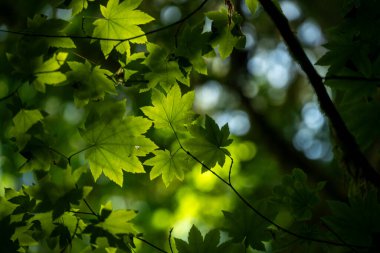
[0,0,380,252]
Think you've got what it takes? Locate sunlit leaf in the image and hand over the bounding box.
[92,0,154,57]
[81,116,157,186]
[144,149,189,186]
[245,0,259,15]
[141,84,196,132]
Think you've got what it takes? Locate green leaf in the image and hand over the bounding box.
[176,24,211,74]
[92,0,154,57]
[26,15,76,51]
[245,0,259,15]
[0,197,17,220]
[183,115,232,169]
[143,43,190,90]
[144,149,190,187]
[206,9,246,59]
[68,0,94,15]
[272,168,325,221]
[223,201,275,250]
[141,84,196,132]
[10,109,43,135]
[175,225,223,253]
[97,208,138,236]
[81,116,157,186]
[67,60,116,106]
[322,191,380,247]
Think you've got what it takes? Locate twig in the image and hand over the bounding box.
[135,236,168,253]
[0,0,210,43]
[82,198,99,218]
[169,122,370,249]
[257,0,380,187]
[168,228,174,253]
[0,83,22,102]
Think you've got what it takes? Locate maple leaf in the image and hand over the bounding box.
[175,225,244,253]
[144,149,191,186]
[6,52,68,93]
[141,84,196,132]
[80,116,157,186]
[143,43,190,90]
[223,201,276,250]
[8,109,44,149]
[176,24,211,75]
[96,202,138,235]
[92,0,154,58]
[66,60,116,106]
[183,115,232,168]
[206,9,246,59]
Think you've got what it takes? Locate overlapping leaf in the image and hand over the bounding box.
[80,116,157,186]
[144,149,190,186]
[183,115,232,169]
[66,60,116,106]
[176,24,211,74]
[141,84,196,132]
[322,191,380,247]
[175,225,244,253]
[206,9,246,59]
[272,168,325,221]
[143,43,190,90]
[223,201,276,250]
[92,0,154,57]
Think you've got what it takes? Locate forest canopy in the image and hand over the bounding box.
[0,0,380,252]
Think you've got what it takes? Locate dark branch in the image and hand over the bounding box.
[257,0,380,187]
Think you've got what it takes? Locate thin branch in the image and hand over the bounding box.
[69,210,96,216]
[257,0,380,187]
[170,123,370,249]
[135,236,168,253]
[110,0,210,51]
[168,228,174,253]
[323,222,360,253]
[82,198,99,218]
[0,0,210,43]
[0,83,22,102]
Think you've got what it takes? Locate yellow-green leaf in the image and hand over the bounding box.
[81,116,157,186]
[144,149,190,186]
[92,0,154,57]
[245,0,259,15]
[141,84,196,132]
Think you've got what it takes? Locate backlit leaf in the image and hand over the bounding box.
[81,116,157,186]
[92,0,154,57]
[144,149,189,186]
[141,84,196,132]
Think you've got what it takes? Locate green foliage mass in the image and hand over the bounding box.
[0,0,379,252]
